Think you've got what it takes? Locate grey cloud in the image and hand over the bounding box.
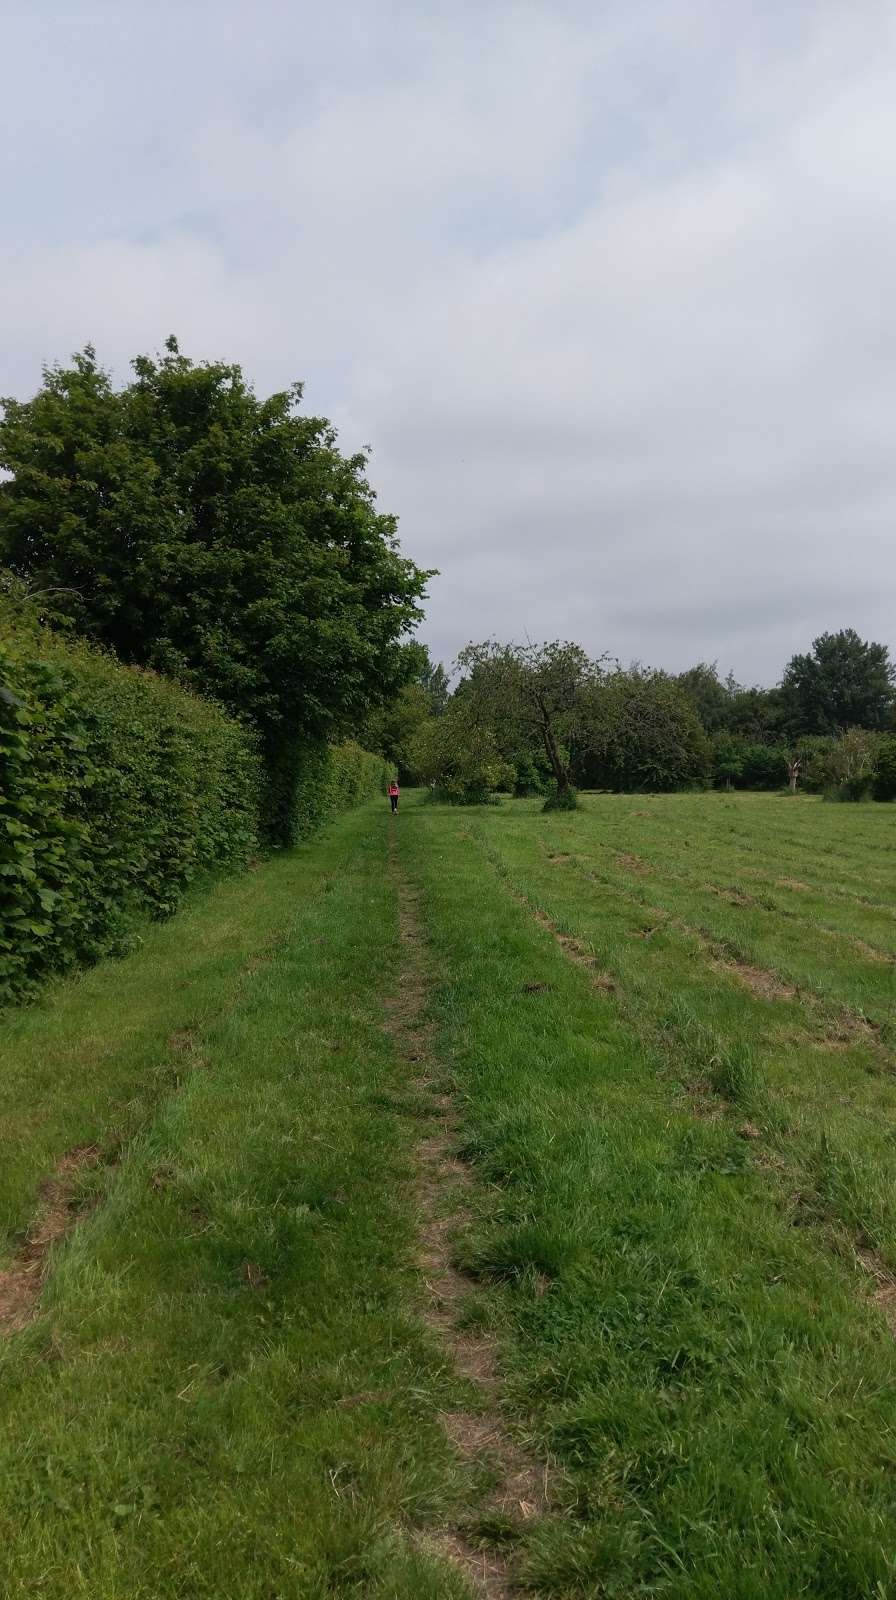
[2,1,895,687]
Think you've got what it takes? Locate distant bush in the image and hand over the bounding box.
[737,743,789,790]
[810,729,879,802]
[410,707,513,804]
[1,608,261,1006]
[793,736,837,793]
[709,731,744,788]
[873,736,896,802]
[543,783,579,812]
[513,756,548,797]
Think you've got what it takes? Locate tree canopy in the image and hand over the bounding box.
[780,629,894,736]
[0,340,431,747]
[585,668,710,792]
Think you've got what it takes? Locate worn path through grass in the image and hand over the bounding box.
[385,831,548,1597]
[0,804,487,1599]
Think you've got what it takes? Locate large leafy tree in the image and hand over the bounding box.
[675,662,731,733]
[0,340,430,750]
[585,669,710,792]
[675,662,784,742]
[780,629,894,735]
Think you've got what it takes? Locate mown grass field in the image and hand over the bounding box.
[1,791,895,1597]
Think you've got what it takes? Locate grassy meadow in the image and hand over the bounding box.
[2,790,896,1596]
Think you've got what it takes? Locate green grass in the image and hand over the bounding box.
[0,806,473,1599]
[398,791,896,1597]
[3,789,896,1597]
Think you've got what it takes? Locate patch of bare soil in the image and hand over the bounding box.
[0,1145,101,1335]
[615,852,651,875]
[386,840,546,1599]
[712,958,797,1004]
[855,1248,896,1336]
[530,908,616,992]
[704,883,756,908]
[776,877,813,893]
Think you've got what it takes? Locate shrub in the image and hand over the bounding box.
[872,736,896,802]
[738,744,789,790]
[292,741,388,838]
[710,732,745,789]
[794,736,837,793]
[513,756,549,797]
[543,783,579,812]
[1,607,261,1006]
[410,708,514,805]
[815,729,879,801]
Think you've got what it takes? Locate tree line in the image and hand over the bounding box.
[378,633,896,806]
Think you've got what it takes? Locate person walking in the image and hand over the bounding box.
[388,779,400,814]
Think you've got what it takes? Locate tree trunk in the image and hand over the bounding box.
[541,719,570,793]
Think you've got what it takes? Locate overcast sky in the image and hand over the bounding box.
[3,1,895,684]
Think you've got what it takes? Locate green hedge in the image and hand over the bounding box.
[0,610,261,1005]
[264,735,387,846]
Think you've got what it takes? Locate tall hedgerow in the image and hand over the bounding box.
[0,607,261,1005]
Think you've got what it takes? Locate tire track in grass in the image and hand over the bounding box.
[0,1145,104,1333]
[0,1017,214,1336]
[386,833,546,1600]
[540,840,894,1059]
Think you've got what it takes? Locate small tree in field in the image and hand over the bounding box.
[409,703,513,804]
[456,640,602,810]
[816,728,879,800]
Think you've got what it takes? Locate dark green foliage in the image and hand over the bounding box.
[709,731,745,788]
[513,755,549,797]
[675,662,733,733]
[781,629,895,735]
[0,342,430,779]
[242,733,386,848]
[676,663,784,742]
[738,743,789,790]
[1,607,260,1006]
[419,656,450,718]
[361,683,431,779]
[589,670,710,792]
[873,736,896,801]
[794,736,838,793]
[542,783,578,812]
